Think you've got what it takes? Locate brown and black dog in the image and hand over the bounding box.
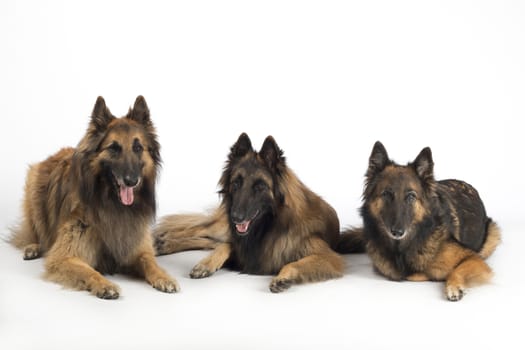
[341,141,501,301]
[10,96,179,299]
[154,133,345,292]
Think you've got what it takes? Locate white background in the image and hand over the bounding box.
[1,1,524,349]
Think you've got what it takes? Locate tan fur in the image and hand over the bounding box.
[255,168,342,275]
[155,207,230,254]
[154,168,345,291]
[343,141,501,301]
[363,224,498,301]
[406,273,429,282]
[154,134,345,292]
[190,243,233,278]
[10,96,179,298]
[479,221,502,259]
[270,237,344,292]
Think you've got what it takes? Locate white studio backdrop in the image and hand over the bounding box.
[0,1,524,350]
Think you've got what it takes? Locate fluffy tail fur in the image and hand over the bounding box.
[335,227,367,254]
[153,205,230,256]
[478,220,501,259]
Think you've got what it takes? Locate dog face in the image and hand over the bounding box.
[220,133,285,236]
[363,141,435,243]
[97,121,151,206]
[74,96,160,207]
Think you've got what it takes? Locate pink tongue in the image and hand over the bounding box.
[119,186,134,206]
[235,221,250,233]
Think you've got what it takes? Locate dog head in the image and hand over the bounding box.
[362,141,436,244]
[74,96,160,207]
[219,133,285,236]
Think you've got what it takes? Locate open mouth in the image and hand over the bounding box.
[234,210,260,235]
[115,177,141,206]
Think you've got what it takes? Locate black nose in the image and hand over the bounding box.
[391,228,405,238]
[231,210,244,224]
[123,175,139,187]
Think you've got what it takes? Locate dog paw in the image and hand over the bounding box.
[190,264,215,279]
[269,278,292,293]
[23,244,40,260]
[446,285,465,301]
[93,284,120,300]
[151,277,180,293]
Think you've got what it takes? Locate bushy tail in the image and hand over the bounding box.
[479,220,501,259]
[153,205,230,256]
[335,227,367,254]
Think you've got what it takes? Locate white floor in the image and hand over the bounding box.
[2,1,524,349]
[1,221,522,350]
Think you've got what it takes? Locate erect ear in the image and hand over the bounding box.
[259,135,285,171]
[412,147,434,181]
[229,133,254,159]
[127,95,151,125]
[366,141,390,178]
[91,96,115,132]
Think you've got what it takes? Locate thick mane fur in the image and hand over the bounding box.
[9,96,179,298]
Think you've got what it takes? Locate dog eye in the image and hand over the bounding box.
[381,190,393,200]
[231,178,242,192]
[406,191,417,202]
[133,139,144,154]
[253,181,268,192]
[107,142,121,155]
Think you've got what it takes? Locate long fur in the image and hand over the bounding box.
[10,96,179,299]
[340,141,501,301]
[154,133,345,292]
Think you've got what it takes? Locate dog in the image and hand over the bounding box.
[10,96,179,299]
[154,133,345,292]
[341,141,501,301]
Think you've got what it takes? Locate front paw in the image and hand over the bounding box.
[190,263,216,279]
[269,277,292,293]
[446,284,465,301]
[92,283,120,300]
[151,277,180,293]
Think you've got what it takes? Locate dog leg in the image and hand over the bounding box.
[133,249,180,293]
[43,220,120,299]
[270,242,345,293]
[124,233,180,293]
[445,255,493,301]
[45,255,120,299]
[190,243,232,279]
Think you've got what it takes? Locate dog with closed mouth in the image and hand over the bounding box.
[340,141,501,301]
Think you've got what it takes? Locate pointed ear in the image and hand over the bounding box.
[91,96,115,131]
[127,95,151,125]
[259,135,284,171]
[230,133,254,159]
[367,141,390,178]
[412,147,434,181]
